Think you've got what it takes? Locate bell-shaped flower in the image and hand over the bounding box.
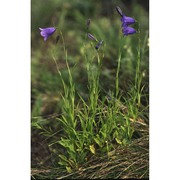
[121,16,135,27]
[116,6,136,36]
[116,6,135,26]
[122,26,136,36]
[95,40,103,50]
[39,27,56,41]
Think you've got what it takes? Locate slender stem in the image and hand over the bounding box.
[115,35,124,99]
[115,48,121,98]
[135,24,141,107]
[51,54,66,91]
[59,30,66,54]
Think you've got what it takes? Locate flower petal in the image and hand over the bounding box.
[39,27,56,41]
[121,15,135,26]
[95,40,103,50]
[122,26,136,36]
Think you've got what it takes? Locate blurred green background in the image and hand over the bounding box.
[31,0,149,115]
[31,0,149,167]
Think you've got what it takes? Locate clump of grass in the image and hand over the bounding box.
[31,121,149,179]
[31,2,149,179]
[47,30,132,172]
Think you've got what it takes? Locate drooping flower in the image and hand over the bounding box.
[87,33,97,41]
[116,6,136,36]
[121,16,135,27]
[39,27,56,41]
[122,26,136,36]
[95,40,103,50]
[116,6,135,25]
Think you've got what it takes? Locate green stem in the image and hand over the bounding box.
[115,35,124,99]
[116,48,121,98]
[51,54,66,92]
[135,24,141,107]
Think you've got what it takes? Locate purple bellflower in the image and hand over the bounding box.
[116,6,135,26]
[116,6,136,36]
[95,40,103,50]
[121,16,135,27]
[122,26,136,36]
[39,27,56,41]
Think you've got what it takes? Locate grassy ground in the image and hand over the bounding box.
[32,120,148,179]
[31,0,149,179]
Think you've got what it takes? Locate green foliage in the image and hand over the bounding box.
[31,0,149,175]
